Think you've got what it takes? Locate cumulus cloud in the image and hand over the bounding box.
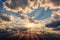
[0,11,45,31]
[0,13,10,21]
[0,12,16,24]
[50,10,60,20]
[0,13,60,35]
[39,0,60,9]
[45,20,60,28]
[0,0,60,35]
[3,0,39,13]
[3,0,60,14]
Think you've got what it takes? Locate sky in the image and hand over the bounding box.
[0,0,54,20]
[0,0,59,20]
[0,1,60,40]
[0,0,60,34]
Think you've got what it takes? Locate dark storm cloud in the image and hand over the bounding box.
[45,20,60,28]
[50,0,60,6]
[5,0,28,9]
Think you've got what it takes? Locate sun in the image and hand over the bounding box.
[27,23,34,28]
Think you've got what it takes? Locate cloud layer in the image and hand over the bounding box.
[0,0,60,35]
[3,0,39,13]
[3,0,60,14]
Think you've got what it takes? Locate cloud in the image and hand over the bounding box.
[0,0,60,36]
[3,0,39,13]
[39,0,60,9]
[45,20,60,28]
[0,11,45,31]
[3,0,60,14]
[0,13,10,21]
[5,0,28,9]
[50,10,60,20]
[50,0,60,6]
[0,13,60,35]
[0,12,16,24]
